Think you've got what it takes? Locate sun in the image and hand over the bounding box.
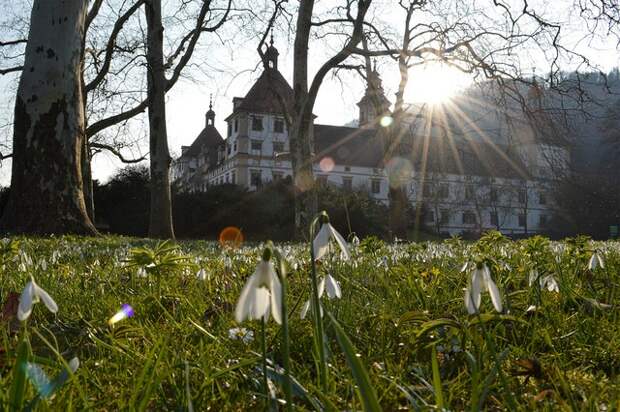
[405,62,472,104]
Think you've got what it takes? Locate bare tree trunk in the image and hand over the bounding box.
[145,0,174,239]
[290,0,317,237]
[82,138,95,222]
[0,0,96,235]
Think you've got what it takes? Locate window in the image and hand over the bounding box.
[539,214,548,226]
[273,171,283,181]
[465,185,474,200]
[462,211,476,224]
[316,175,328,185]
[423,183,433,197]
[251,140,262,152]
[342,177,353,190]
[426,210,435,222]
[273,141,284,153]
[518,213,527,227]
[233,141,237,152]
[234,118,239,132]
[227,144,231,155]
[490,187,498,202]
[440,209,450,224]
[250,170,262,187]
[251,116,263,131]
[344,166,351,172]
[225,173,230,183]
[490,212,498,226]
[539,192,547,205]
[518,189,527,204]
[227,123,232,137]
[439,183,449,199]
[371,179,381,194]
[274,119,284,133]
[231,170,236,184]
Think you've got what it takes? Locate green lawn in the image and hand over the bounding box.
[0,233,618,410]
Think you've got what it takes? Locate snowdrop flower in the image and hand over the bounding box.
[464,263,502,314]
[300,274,341,319]
[196,268,208,281]
[17,278,58,321]
[234,248,282,324]
[588,251,604,270]
[541,275,559,292]
[530,270,559,293]
[313,213,350,261]
[324,273,342,299]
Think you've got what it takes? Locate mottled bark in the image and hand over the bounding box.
[0,0,96,235]
[145,0,174,239]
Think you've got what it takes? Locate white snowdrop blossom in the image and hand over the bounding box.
[588,252,605,270]
[324,273,342,299]
[234,251,282,324]
[17,278,59,321]
[464,263,502,314]
[313,218,350,261]
[196,268,208,281]
[300,274,341,319]
[530,270,559,293]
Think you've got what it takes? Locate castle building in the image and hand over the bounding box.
[172,42,570,236]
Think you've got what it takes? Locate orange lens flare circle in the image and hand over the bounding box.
[219,226,244,248]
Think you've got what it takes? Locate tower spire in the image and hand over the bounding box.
[206,93,215,126]
[265,32,279,70]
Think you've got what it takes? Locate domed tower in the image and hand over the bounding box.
[357,63,390,126]
[264,33,279,70]
[206,94,215,126]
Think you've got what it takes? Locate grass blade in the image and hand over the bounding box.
[325,310,382,412]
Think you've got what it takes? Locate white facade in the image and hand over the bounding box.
[173,59,569,237]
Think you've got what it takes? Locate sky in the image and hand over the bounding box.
[0,0,618,186]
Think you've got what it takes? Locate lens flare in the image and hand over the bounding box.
[385,157,413,189]
[380,116,393,127]
[219,226,244,248]
[108,304,135,326]
[319,157,335,173]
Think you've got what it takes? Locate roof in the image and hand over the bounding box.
[314,124,384,168]
[233,68,294,116]
[313,121,529,179]
[180,124,224,159]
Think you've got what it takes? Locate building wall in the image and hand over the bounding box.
[174,108,563,237]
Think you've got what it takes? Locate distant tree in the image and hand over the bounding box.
[95,165,150,236]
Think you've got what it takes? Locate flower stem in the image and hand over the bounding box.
[261,317,269,408]
[310,232,328,391]
[280,275,293,411]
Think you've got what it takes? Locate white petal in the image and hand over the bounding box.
[34,284,58,314]
[313,224,332,261]
[328,224,351,260]
[17,281,35,321]
[251,287,271,321]
[464,287,478,314]
[471,270,482,310]
[485,277,503,313]
[68,357,80,373]
[300,299,311,319]
[528,270,538,287]
[325,274,342,299]
[317,276,325,298]
[270,272,282,324]
[234,272,258,323]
